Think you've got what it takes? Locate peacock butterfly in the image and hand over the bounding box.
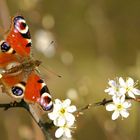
[0,15,53,111]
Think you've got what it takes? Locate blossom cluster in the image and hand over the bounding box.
[105,77,140,120]
[48,99,77,138]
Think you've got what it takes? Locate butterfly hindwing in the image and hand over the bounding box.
[24,72,53,111]
[1,71,53,111]
[0,71,24,99]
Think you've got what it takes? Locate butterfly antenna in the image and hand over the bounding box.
[47,40,54,49]
[41,41,61,77]
[41,65,62,78]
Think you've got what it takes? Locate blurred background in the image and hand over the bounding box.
[0,0,140,140]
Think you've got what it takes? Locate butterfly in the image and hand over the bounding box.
[0,15,53,111]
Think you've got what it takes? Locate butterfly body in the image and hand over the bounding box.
[0,16,53,111]
[3,59,41,75]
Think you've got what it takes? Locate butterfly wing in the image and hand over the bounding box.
[1,16,31,57]
[0,15,32,73]
[0,71,24,99]
[0,15,32,70]
[24,72,53,111]
[0,15,32,97]
[0,53,18,67]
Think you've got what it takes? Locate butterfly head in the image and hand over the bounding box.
[34,60,41,67]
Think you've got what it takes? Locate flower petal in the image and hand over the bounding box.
[119,77,126,87]
[55,99,62,104]
[48,112,59,120]
[53,103,62,111]
[54,116,66,126]
[108,88,116,96]
[106,104,115,111]
[123,102,131,108]
[127,77,134,87]
[119,88,126,95]
[108,88,116,95]
[108,80,116,87]
[67,120,75,126]
[105,88,115,95]
[112,96,120,104]
[132,88,140,95]
[64,128,72,138]
[120,96,125,103]
[120,110,129,118]
[62,99,71,108]
[112,111,120,120]
[55,127,64,138]
[65,113,75,124]
[104,88,110,93]
[128,91,135,98]
[67,105,77,113]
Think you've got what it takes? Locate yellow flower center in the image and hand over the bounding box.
[126,87,132,91]
[115,87,119,92]
[60,108,66,115]
[117,104,123,110]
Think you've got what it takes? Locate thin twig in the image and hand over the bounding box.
[94,97,140,107]
[75,96,140,116]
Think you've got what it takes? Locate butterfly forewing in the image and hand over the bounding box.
[5,16,31,57]
[0,53,18,67]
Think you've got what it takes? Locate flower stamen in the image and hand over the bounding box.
[117,104,123,110]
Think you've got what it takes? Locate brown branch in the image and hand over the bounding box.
[94,97,140,107]
[75,96,140,117]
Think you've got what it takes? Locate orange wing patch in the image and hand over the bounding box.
[24,72,41,103]
[0,53,18,67]
[4,16,31,57]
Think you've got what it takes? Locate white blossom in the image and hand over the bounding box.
[48,99,77,127]
[105,77,140,99]
[106,96,131,120]
[55,122,74,138]
[104,79,126,97]
[119,77,140,98]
